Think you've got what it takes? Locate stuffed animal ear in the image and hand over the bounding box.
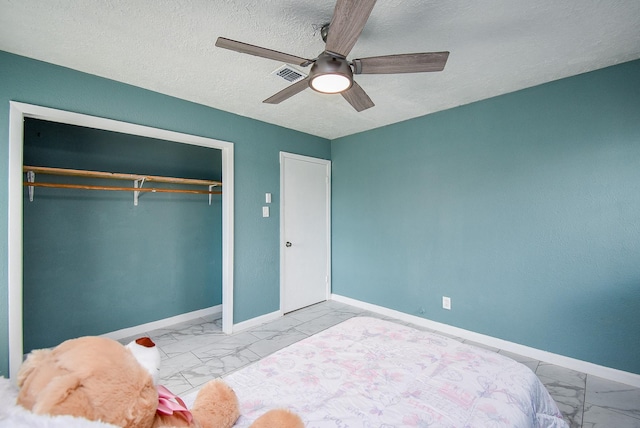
[16,348,52,388]
[31,373,95,419]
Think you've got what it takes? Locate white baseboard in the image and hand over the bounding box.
[232,310,282,333]
[101,305,222,341]
[331,294,640,388]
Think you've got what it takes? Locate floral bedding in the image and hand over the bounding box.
[225,316,568,427]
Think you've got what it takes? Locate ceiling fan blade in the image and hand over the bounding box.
[263,77,310,104]
[325,0,377,57]
[341,81,374,112]
[216,37,312,67]
[352,52,449,74]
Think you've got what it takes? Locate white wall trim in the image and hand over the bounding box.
[331,293,640,388]
[232,310,282,333]
[101,305,222,341]
[8,101,235,380]
[7,102,25,382]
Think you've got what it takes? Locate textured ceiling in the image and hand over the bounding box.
[1,0,639,139]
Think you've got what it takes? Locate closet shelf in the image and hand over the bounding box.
[23,165,222,206]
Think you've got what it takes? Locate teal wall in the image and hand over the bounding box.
[0,51,330,377]
[22,118,223,352]
[332,59,640,374]
[2,48,639,377]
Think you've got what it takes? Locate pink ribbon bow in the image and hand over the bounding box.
[157,384,193,424]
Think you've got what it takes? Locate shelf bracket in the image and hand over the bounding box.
[27,170,35,202]
[209,185,216,206]
[134,177,146,206]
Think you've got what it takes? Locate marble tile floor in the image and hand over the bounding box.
[119,300,640,428]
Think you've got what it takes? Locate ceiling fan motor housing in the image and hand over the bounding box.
[309,52,354,93]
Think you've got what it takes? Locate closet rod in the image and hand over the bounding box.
[22,182,222,195]
[23,165,222,187]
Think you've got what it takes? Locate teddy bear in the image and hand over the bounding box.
[15,335,303,428]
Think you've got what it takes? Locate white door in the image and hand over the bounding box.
[280,152,331,313]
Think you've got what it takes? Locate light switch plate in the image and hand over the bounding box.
[265,193,272,203]
[442,296,451,310]
[262,206,270,217]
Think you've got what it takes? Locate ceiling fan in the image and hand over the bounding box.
[215,0,449,112]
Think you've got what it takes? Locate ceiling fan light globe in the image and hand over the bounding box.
[310,73,352,94]
[308,52,353,94]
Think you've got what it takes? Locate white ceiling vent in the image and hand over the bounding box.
[271,65,307,83]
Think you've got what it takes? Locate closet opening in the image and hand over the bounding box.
[8,102,235,380]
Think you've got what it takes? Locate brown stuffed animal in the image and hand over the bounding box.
[16,336,302,428]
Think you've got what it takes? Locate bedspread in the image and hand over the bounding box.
[225,316,568,427]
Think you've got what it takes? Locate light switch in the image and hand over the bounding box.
[262,206,270,217]
[265,193,272,204]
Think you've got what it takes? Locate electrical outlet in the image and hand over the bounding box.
[442,296,451,310]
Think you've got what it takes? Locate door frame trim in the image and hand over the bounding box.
[8,101,235,380]
[279,152,331,314]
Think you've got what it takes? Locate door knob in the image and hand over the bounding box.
[285,241,292,247]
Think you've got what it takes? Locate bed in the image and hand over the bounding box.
[224,316,568,427]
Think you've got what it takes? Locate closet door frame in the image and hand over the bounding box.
[7,101,235,380]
